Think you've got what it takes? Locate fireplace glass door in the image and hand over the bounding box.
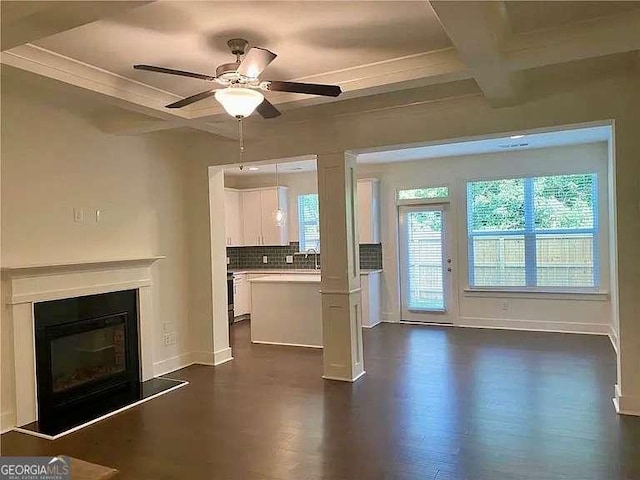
[50,319,127,393]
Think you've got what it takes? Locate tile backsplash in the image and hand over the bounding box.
[227,242,383,271]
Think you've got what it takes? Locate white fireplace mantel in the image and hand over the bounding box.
[2,256,164,427]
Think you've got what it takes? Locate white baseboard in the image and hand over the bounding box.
[614,384,640,417]
[153,352,193,377]
[362,320,383,329]
[191,350,215,366]
[322,370,366,382]
[213,347,234,366]
[251,340,322,349]
[1,410,16,434]
[153,349,234,376]
[456,316,610,336]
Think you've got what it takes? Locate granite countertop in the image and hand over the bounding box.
[229,269,382,275]
[249,274,322,284]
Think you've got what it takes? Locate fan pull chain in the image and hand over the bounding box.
[238,117,245,166]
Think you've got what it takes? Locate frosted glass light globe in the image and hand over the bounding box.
[215,87,264,118]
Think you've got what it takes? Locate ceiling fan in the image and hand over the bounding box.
[133,38,342,119]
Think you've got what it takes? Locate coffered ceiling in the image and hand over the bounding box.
[2,1,639,140]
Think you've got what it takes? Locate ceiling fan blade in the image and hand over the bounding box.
[256,99,281,119]
[166,90,217,109]
[266,81,342,97]
[237,47,277,78]
[134,64,216,81]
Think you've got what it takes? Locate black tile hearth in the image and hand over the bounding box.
[16,377,186,438]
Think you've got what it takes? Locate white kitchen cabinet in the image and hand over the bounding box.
[360,271,382,328]
[233,273,251,317]
[241,190,263,246]
[225,188,244,246]
[357,179,380,244]
[241,187,289,246]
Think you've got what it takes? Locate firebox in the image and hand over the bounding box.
[34,290,140,432]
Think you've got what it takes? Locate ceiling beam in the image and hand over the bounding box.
[504,8,640,71]
[429,1,520,107]
[1,1,153,51]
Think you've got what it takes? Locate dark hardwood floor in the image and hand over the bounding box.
[2,321,639,479]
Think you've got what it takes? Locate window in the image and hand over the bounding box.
[467,173,598,290]
[398,186,449,200]
[298,194,320,252]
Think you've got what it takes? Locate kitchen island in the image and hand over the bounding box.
[249,274,322,348]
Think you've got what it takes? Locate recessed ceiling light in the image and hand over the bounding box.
[510,134,525,139]
[247,167,260,171]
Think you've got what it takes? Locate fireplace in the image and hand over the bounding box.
[34,290,140,432]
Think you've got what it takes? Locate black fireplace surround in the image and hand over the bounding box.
[34,290,140,432]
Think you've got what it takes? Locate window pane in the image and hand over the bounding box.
[298,194,320,252]
[536,233,594,287]
[468,179,525,231]
[534,174,595,229]
[471,235,526,287]
[406,211,444,310]
[399,186,449,200]
[467,173,598,290]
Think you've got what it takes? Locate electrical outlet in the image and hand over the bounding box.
[164,332,177,346]
[285,255,294,264]
[262,256,268,264]
[500,301,509,311]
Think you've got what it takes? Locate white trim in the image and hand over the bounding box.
[456,316,610,335]
[191,351,215,366]
[10,280,152,305]
[251,340,323,349]
[153,353,193,377]
[12,380,188,440]
[318,288,362,295]
[213,347,234,366]
[322,370,366,382]
[463,288,609,301]
[362,320,383,329]
[613,384,640,417]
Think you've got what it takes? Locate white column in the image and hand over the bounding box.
[208,168,233,365]
[317,151,365,382]
[613,118,640,416]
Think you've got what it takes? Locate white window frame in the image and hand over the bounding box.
[298,193,320,252]
[466,173,600,293]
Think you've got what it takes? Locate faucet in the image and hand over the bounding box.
[305,248,319,270]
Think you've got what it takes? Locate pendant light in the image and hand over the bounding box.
[273,163,286,227]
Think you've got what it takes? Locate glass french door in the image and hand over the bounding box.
[399,204,453,323]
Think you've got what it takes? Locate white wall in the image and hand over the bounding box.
[193,72,640,412]
[0,86,192,430]
[225,171,318,242]
[358,143,611,333]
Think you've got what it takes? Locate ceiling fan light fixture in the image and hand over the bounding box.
[215,87,264,118]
